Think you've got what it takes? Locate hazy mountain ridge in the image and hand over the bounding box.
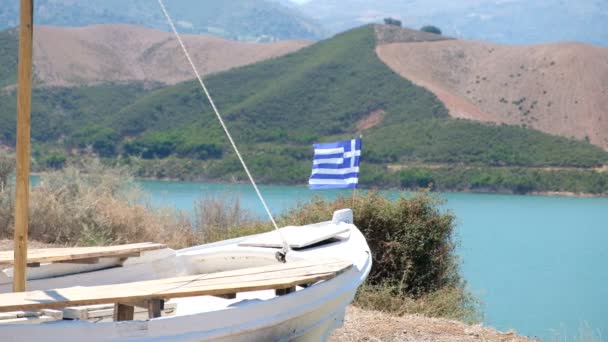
[0,25,309,87]
[0,0,324,41]
[299,0,608,46]
[0,23,607,193]
[2,26,606,181]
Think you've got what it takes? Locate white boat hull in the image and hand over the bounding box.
[0,211,372,341]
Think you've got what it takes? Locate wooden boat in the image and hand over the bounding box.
[2,1,372,340]
[0,209,372,341]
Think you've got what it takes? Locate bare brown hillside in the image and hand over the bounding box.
[32,24,310,86]
[376,36,608,150]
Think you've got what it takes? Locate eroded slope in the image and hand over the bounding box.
[377,36,608,150]
[32,24,310,86]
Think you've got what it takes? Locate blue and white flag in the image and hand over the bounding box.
[309,138,362,190]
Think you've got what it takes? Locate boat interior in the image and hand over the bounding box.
[0,220,359,325]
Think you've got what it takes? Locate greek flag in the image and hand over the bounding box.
[309,138,362,189]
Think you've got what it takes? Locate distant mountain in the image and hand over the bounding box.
[1,24,606,193]
[2,25,606,191]
[376,25,608,150]
[0,25,309,87]
[0,0,324,41]
[298,0,608,46]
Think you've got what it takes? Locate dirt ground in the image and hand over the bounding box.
[331,306,534,342]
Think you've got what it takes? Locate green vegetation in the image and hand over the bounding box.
[0,28,18,88]
[109,25,447,144]
[41,152,68,170]
[365,119,608,167]
[361,166,608,195]
[0,82,160,145]
[0,25,607,194]
[383,18,402,26]
[281,191,479,321]
[420,25,442,35]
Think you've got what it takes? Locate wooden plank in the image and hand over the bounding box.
[0,309,61,320]
[54,258,100,265]
[0,242,166,266]
[13,0,35,293]
[113,303,134,321]
[63,303,177,321]
[0,259,352,312]
[147,299,163,319]
[0,309,62,325]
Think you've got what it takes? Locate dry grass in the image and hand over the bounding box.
[354,284,481,324]
[0,159,268,249]
[0,160,197,248]
[192,195,269,243]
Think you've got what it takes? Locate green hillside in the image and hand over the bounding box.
[0,83,161,145]
[0,28,18,88]
[106,26,607,166]
[110,25,446,143]
[1,25,607,194]
[0,0,324,41]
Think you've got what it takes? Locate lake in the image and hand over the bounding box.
[140,180,608,341]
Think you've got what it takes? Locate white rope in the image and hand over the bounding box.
[157,0,290,259]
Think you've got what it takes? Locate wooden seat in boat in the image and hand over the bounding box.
[0,258,352,321]
[0,242,167,267]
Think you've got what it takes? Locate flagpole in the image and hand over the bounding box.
[13,0,34,293]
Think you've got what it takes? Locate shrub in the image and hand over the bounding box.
[399,168,434,189]
[123,132,182,159]
[0,153,14,191]
[421,25,442,35]
[281,191,459,297]
[71,125,119,157]
[280,191,479,321]
[42,152,67,170]
[384,18,402,27]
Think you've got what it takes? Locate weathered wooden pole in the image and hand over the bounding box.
[13,0,34,292]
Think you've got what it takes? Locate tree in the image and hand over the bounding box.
[420,25,442,35]
[71,125,119,158]
[42,152,67,170]
[0,154,14,192]
[384,18,402,27]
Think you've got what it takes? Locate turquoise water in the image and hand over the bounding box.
[139,180,608,341]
